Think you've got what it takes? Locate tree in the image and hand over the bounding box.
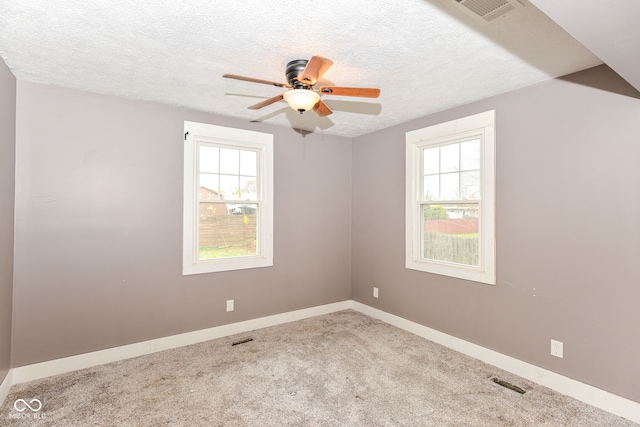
[424,205,449,220]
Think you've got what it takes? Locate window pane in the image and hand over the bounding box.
[423,175,439,200]
[200,146,219,173]
[461,139,480,171]
[220,148,240,175]
[440,143,459,173]
[199,201,227,220]
[461,170,480,200]
[239,176,257,201]
[199,202,257,260]
[440,172,460,200]
[220,174,240,200]
[421,203,479,266]
[199,176,220,200]
[240,150,257,176]
[423,147,440,175]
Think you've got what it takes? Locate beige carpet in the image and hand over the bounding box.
[1,310,636,426]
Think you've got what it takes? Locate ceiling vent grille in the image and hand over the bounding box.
[454,0,521,22]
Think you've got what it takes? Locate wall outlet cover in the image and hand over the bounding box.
[551,339,563,358]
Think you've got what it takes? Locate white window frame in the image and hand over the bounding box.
[405,110,496,285]
[183,121,274,275]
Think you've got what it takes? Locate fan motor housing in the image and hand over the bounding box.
[285,59,312,89]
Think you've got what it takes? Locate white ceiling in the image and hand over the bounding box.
[0,0,603,138]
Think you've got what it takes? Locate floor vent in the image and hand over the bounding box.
[492,377,526,394]
[231,337,254,346]
[454,0,521,22]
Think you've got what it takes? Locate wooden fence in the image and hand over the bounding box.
[423,231,478,266]
[199,215,256,249]
[424,219,478,234]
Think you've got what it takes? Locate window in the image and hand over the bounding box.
[405,111,495,284]
[183,122,273,274]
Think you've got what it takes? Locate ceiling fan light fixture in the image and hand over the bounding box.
[223,55,380,118]
[283,89,320,113]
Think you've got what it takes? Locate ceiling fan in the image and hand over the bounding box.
[223,56,380,117]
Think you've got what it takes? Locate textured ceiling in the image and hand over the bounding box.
[0,0,601,137]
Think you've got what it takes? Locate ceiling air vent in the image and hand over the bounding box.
[454,0,522,22]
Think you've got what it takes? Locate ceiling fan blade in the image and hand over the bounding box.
[299,56,333,85]
[313,99,333,116]
[318,86,380,98]
[223,74,291,88]
[248,94,284,110]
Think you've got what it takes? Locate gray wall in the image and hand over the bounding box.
[0,58,16,384]
[8,64,640,404]
[12,81,352,366]
[352,65,640,402]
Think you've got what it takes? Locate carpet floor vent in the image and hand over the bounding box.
[491,377,526,394]
[231,337,254,346]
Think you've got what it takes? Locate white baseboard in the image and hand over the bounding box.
[3,300,638,424]
[11,300,351,385]
[351,301,640,424]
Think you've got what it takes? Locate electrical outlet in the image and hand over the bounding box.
[373,287,379,298]
[226,299,234,312]
[551,339,563,358]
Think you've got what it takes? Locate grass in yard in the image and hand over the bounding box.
[451,233,478,239]
[199,245,256,260]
